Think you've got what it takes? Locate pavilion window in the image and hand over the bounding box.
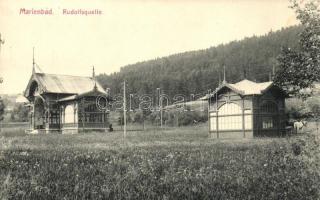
[260,101,278,113]
[260,101,279,129]
[262,117,273,129]
[79,102,105,124]
[244,115,252,129]
[65,105,75,123]
[49,110,60,124]
[218,115,242,130]
[210,117,216,131]
[217,103,242,130]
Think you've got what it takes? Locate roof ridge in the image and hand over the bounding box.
[35,72,92,79]
[235,79,273,84]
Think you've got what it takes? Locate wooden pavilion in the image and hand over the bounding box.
[24,64,111,134]
[206,79,287,138]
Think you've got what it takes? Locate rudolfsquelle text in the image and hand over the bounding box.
[19,8,103,16]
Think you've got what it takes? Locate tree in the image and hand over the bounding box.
[0,96,5,132]
[10,103,29,122]
[0,96,5,121]
[97,26,301,100]
[306,97,320,133]
[274,0,320,97]
[286,98,310,120]
[132,109,151,128]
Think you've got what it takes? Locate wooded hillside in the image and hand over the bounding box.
[97,26,302,99]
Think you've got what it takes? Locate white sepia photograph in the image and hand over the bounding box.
[0,0,319,199]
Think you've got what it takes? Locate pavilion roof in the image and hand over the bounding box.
[201,79,285,100]
[24,72,106,98]
[229,79,273,95]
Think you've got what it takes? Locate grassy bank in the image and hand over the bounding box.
[0,125,319,199]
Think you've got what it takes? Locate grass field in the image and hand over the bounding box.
[0,124,319,199]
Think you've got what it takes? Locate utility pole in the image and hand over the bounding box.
[129,94,133,112]
[160,89,163,129]
[157,88,163,128]
[216,87,219,138]
[123,81,127,138]
[207,89,211,136]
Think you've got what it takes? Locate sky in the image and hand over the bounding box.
[0,0,298,94]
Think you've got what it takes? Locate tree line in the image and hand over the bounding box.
[97,26,302,100]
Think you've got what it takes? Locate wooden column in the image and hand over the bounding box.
[61,105,64,128]
[242,97,245,138]
[73,103,76,127]
[47,105,50,130]
[216,101,219,139]
[32,103,35,129]
[256,96,260,136]
[102,111,106,128]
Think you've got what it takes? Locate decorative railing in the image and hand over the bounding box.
[78,122,108,128]
[61,122,108,129]
[49,124,60,129]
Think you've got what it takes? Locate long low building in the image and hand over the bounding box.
[205,79,287,138]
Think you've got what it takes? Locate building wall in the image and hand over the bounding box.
[209,89,253,138]
[60,102,79,134]
[60,97,109,134]
[209,87,286,138]
[252,89,286,137]
[25,78,111,134]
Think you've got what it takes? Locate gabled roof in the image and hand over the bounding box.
[201,79,285,100]
[58,94,77,102]
[24,72,106,98]
[58,87,110,102]
[229,79,273,95]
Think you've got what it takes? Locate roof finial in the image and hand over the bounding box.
[32,47,35,74]
[272,65,275,81]
[269,72,272,82]
[92,66,97,90]
[92,65,95,79]
[222,65,226,84]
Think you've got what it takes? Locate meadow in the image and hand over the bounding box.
[0,124,319,200]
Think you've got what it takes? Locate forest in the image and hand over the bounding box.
[97,25,302,101]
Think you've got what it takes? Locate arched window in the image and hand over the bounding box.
[65,105,74,123]
[218,103,242,115]
[29,81,40,98]
[218,103,242,130]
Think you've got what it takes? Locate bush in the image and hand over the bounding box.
[165,110,207,126]
[286,98,309,120]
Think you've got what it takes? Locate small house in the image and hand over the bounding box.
[207,79,287,138]
[24,65,111,134]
